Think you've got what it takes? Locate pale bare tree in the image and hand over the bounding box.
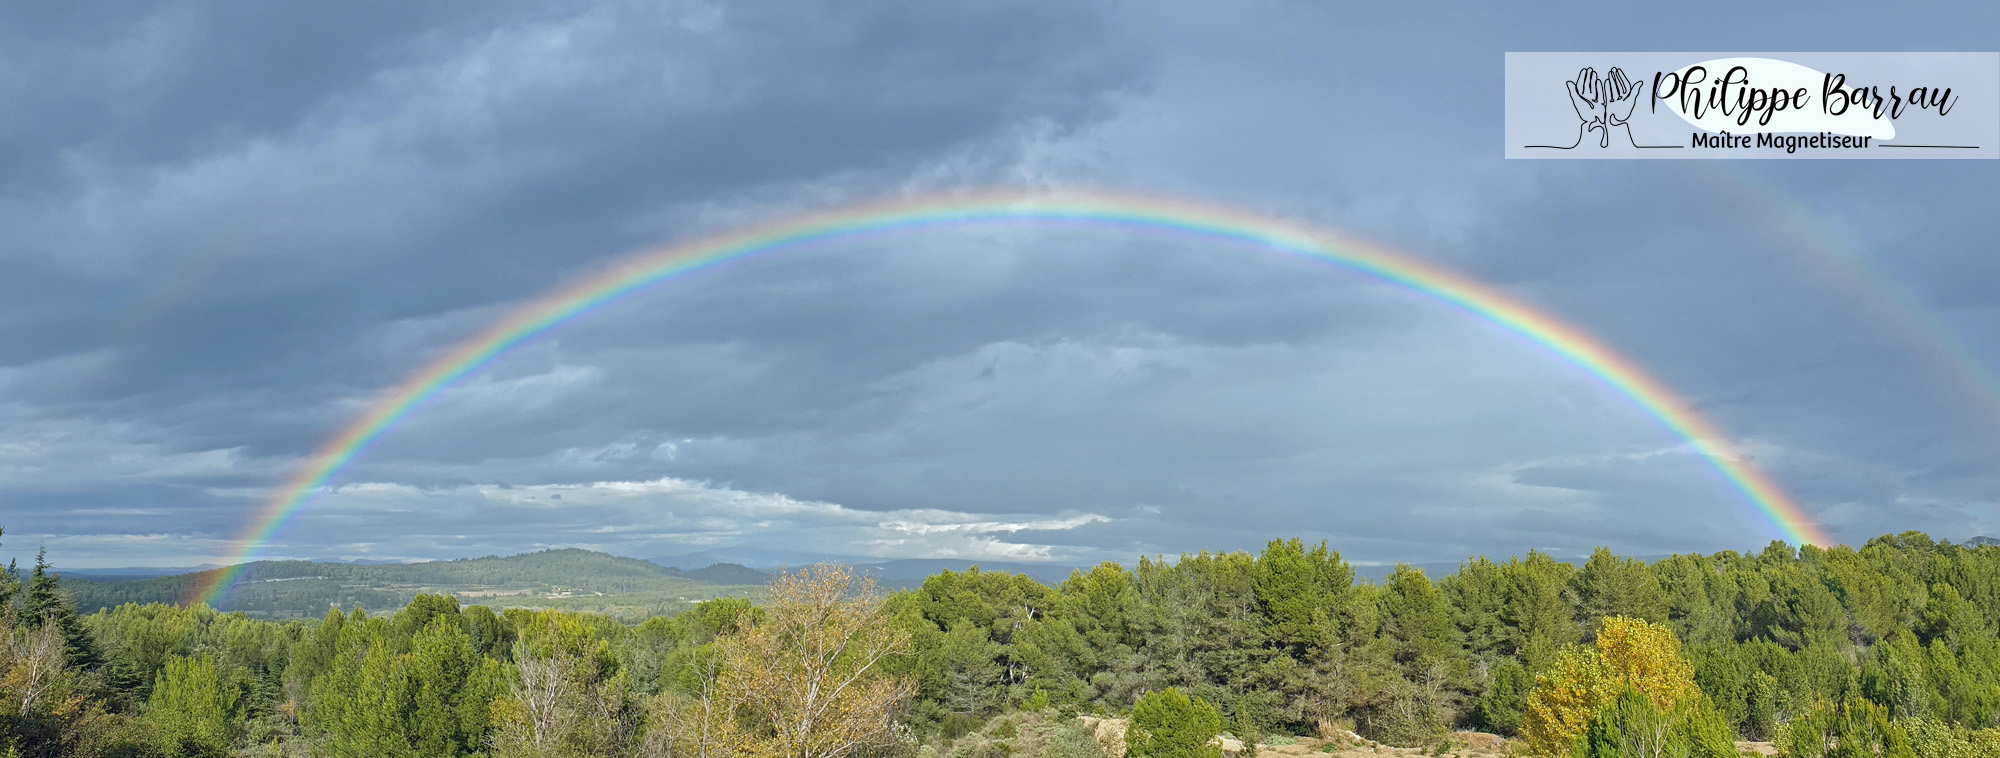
[644,691,751,757]
[507,652,584,755]
[6,618,70,718]
[714,564,913,758]
[491,613,630,758]
[644,651,750,758]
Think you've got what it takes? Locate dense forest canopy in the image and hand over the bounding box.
[3,528,1999,757]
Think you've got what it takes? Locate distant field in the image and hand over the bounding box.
[61,548,766,622]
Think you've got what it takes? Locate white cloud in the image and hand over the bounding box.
[265,476,1115,564]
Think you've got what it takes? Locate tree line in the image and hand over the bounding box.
[4,527,2000,756]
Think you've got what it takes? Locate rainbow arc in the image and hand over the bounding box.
[193,189,1830,607]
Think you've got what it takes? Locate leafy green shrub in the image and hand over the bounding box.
[1034,718,1109,758]
[1903,717,2000,758]
[1364,678,1453,746]
[1128,688,1223,758]
[1571,688,1734,758]
[1773,696,1914,758]
[948,738,1013,758]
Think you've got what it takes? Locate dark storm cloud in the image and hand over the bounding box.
[0,2,550,189]
[0,0,1144,361]
[0,0,1149,455]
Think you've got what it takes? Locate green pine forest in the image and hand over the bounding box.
[4,528,2000,757]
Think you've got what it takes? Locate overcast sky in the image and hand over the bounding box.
[4,1,1997,570]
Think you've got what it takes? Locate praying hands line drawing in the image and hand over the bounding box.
[1529,67,1659,149]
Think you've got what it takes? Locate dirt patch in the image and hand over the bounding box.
[1076,716,1127,758]
[1065,719,1768,757]
[1074,719,1512,758]
[1253,733,1509,756]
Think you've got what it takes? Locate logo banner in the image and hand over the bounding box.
[1505,53,1997,159]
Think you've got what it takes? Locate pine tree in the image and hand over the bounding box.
[307,614,418,758]
[0,527,16,613]
[1253,538,1335,653]
[1372,566,1465,743]
[1862,631,1932,720]
[406,615,504,756]
[1503,551,1580,663]
[930,618,1004,718]
[1443,556,1510,663]
[20,548,100,669]
[143,655,240,758]
[1471,658,1528,735]
[1573,548,1668,631]
[1380,566,1462,672]
[394,593,462,639]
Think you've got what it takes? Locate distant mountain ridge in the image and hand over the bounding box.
[859,559,1087,588]
[60,548,770,619]
[675,562,770,585]
[57,564,224,579]
[649,550,1090,588]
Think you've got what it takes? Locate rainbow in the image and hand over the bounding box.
[192,189,1830,606]
[1701,163,2000,445]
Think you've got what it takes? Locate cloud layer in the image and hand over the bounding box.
[4,0,1997,569]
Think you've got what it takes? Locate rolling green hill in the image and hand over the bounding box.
[61,548,767,622]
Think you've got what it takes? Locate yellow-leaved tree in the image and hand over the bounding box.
[1594,615,1697,713]
[1519,616,1700,755]
[1519,644,1610,754]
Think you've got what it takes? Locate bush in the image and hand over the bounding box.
[1773,695,1914,758]
[1128,688,1223,758]
[1364,678,1453,747]
[1036,718,1109,758]
[1571,688,1734,758]
[1903,717,2000,758]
